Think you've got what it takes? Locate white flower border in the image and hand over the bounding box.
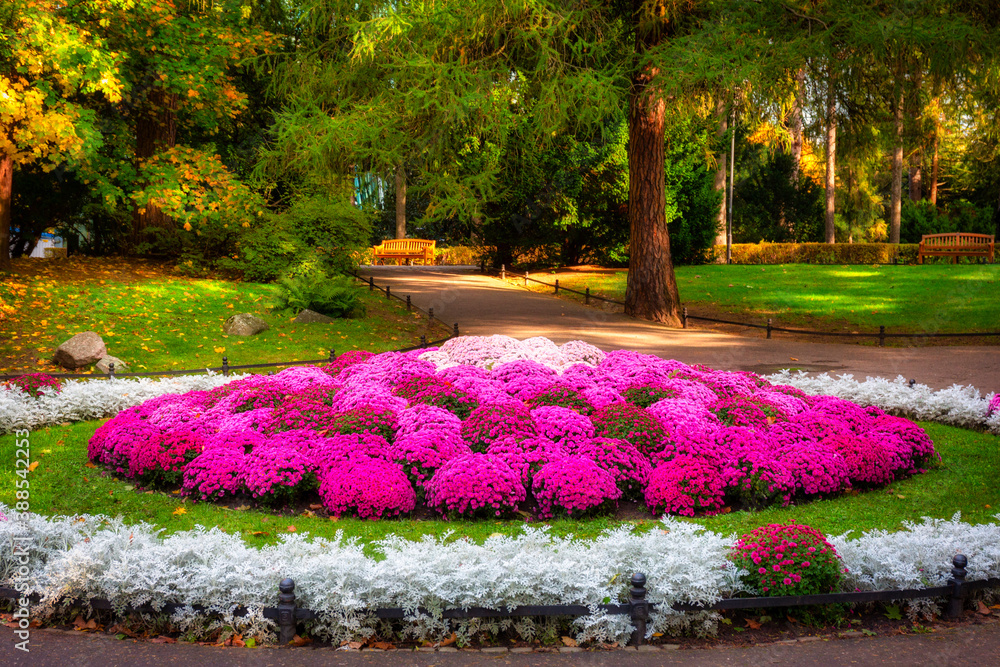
[2,507,998,644]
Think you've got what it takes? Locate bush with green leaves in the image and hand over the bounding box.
[272,271,365,318]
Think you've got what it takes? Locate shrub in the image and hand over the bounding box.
[570,438,651,500]
[182,448,247,500]
[393,375,478,420]
[623,383,678,409]
[731,523,845,596]
[8,373,62,398]
[128,429,205,488]
[590,403,665,455]
[272,271,364,318]
[708,242,920,265]
[645,456,727,517]
[240,445,314,506]
[424,453,525,518]
[461,404,536,453]
[531,456,621,519]
[318,456,415,520]
[526,384,594,414]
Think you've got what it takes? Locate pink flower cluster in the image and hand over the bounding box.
[7,373,62,398]
[731,523,845,596]
[87,340,938,520]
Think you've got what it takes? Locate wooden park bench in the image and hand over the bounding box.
[371,238,436,265]
[918,233,994,264]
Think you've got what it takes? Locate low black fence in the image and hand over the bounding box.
[492,267,1000,346]
[0,277,456,382]
[2,554,997,648]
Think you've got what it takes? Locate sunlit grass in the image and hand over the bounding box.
[522,265,1000,334]
[1,420,995,553]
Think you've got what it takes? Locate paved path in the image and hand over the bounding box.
[5,620,999,666]
[360,266,1000,394]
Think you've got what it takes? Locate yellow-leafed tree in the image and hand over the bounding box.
[0,0,123,270]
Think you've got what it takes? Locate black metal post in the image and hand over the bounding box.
[909,379,916,388]
[947,554,968,619]
[369,276,374,291]
[420,335,427,347]
[222,356,229,377]
[766,318,772,339]
[555,279,559,294]
[277,578,297,646]
[879,325,886,347]
[629,573,649,647]
[585,287,590,305]
[328,349,336,362]
[108,362,115,379]
[453,323,459,337]
[682,306,688,329]
[406,295,411,311]
[385,285,391,300]
[429,307,434,321]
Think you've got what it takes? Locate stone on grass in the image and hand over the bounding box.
[53,332,106,369]
[223,313,269,336]
[293,309,335,324]
[96,356,128,375]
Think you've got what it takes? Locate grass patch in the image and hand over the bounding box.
[0,257,447,375]
[521,265,1000,335]
[1,420,996,553]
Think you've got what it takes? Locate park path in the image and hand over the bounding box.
[359,266,1000,395]
[4,619,999,666]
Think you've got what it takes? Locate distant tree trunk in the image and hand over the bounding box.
[890,91,904,244]
[824,69,837,244]
[789,68,805,185]
[132,87,178,248]
[0,154,11,272]
[624,66,681,326]
[394,161,407,239]
[929,122,940,206]
[713,98,728,246]
[908,154,922,202]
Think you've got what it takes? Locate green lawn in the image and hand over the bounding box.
[2,419,996,553]
[522,264,1000,335]
[0,257,447,376]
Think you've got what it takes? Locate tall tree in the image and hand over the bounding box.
[0,0,122,271]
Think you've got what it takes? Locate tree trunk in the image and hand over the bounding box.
[929,121,940,206]
[713,98,728,246]
[0,154,11,272]
[132,87,178,247]
[624,69,681,326]
[789,68,805,185]
[908,156,922,202]
[394,161,407,239]
[824,68,837,244]
[890,91,903,244]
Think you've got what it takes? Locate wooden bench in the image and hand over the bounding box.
[372,238,436,265]
[918,233,994,264]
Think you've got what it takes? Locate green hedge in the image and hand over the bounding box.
[709,242,920,265]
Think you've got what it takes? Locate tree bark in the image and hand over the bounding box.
[394,161,407,239]
[824,67,837,244]
[908,154,922,202]
[929,120,940,206]
[132,87,178,247]
[0,154,11,272]
[713,97,728,246]
[624,69,681,326]
[789,68,805,185]
[890,91,903,244]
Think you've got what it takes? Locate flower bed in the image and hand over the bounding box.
[86,336,941,519]
[3,506,999,645]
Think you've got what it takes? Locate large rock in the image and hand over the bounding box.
[223,313,269,336]
[96,356,128,375]
[53,332,106,370]
[293,309,335,324]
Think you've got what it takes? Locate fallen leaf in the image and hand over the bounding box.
[347,641,363,649]
[745,618,761,629]
[84,461,97,468]
[291,635,312,646]
[561,636,578,647]
[372,641,394,650]
[440,633,457,646]
[27,461,39,472]
[150,636,177,644]
[287,525,296,532]
[789,357,799,361]
[978,601,992,616]
[309,503,324,510]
